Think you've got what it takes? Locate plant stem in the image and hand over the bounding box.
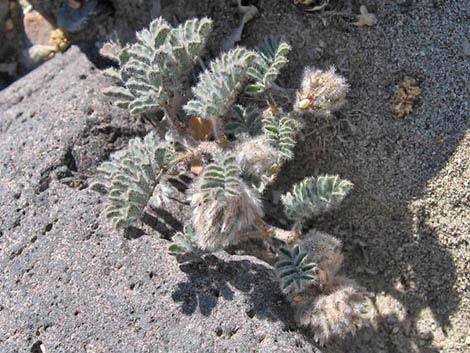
[254,217,301,244]
[162,102,198,148]
[242,230,275,238]
[142,169,164,218]
[163,105,185,135]
[213,116,230,147]
[142,112,164,131]
[266,90,280,116]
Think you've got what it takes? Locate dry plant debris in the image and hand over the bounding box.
[188,117,214,141]
[49,28,70,52]
[391,78,422,119]
[353,5,378,27]
[222,0,258,51]
[293,0,330,13]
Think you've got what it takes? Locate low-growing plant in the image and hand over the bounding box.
[93,17,376,345]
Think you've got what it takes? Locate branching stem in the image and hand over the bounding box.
[213,116,226,144]
[254,216,301,244]
[266,90,280,116]
[142,169,164,217]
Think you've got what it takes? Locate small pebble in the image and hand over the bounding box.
[27,44,56,65]
[68,0,83,10]
[463,38,470,56]
[5,18,14,31]
[23,11,55,45]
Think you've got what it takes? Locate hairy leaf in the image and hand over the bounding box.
[200,152,242,200]
[281,175,353,222]
[183,48,257,121]
[225,105,262,136]
[247,37,290,93]
[168,225,198,256]
[104,17,213,115]
[262,113,296,161]
[91,132,175,229]
[275,245,318,293]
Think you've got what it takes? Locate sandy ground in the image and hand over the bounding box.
[202,0,469,351]
[243,1,469,352]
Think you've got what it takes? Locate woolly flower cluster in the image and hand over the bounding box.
[296,67,349,116]
[298,230,344,285]
[283,230,376,345]
[235,135,279,189]
[189,170,264,251]
[294,276,376,345]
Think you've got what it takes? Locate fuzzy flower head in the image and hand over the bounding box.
[236,134,280,191]
[188,153,264,251]
[295,67,349,115]
[298,230,344,285]
[279,230,343,300]
[190,179,264,251]
[294,276,377,345]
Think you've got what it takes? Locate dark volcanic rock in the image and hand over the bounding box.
[57,0,115,33]
[0,47,317,352]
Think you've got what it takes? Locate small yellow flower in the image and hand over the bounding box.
[298,98,311,110]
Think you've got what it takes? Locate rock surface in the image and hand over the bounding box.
[0,46,317,352]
